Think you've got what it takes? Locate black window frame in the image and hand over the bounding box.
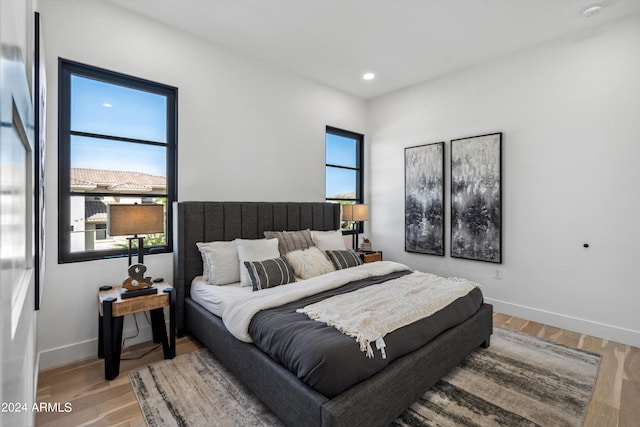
[325,125,364,235]
[58,58,178,263]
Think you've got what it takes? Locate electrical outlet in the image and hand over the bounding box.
[494,269,502,280]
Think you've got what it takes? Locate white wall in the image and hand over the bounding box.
[368,14,640,347]
[37,0,366,368]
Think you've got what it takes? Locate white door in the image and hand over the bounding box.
[1,1,38,426]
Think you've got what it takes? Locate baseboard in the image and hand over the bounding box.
[486,297,640,348]
[34,352,40,402]
[38,320,163,370]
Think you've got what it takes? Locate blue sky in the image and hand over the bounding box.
[71,135,166,176]
[326,133,357,197]
[70,76,167,176]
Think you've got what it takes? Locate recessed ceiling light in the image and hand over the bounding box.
[362,73,375,81]
[582,4,603,17]
[102,103,113,108]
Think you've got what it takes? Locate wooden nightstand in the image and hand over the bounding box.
[357,251,383,263]
[98,283,175,380]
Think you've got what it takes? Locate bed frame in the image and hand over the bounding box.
[173,201,493,427]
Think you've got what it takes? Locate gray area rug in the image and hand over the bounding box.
[129,327,600,426]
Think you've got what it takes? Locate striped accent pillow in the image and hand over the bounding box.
[263,229,314,255]
[326,250,363,270]
[244,256,296,291]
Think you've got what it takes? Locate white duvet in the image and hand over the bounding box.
[223,261,410,342]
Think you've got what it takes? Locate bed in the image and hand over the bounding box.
[173,201,493,427]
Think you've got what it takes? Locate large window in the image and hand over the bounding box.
[325,126,364,231]
[58,59,177,263]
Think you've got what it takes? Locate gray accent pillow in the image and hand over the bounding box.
[263,229,314,255]
[244,256,296,291]
[326,249,364,270]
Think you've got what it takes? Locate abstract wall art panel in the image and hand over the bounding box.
[450,133,501,263]
[405,142,445,256]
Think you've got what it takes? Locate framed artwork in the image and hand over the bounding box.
[34,12,47,310]
[450,132,501,263]
[405,142,445,256]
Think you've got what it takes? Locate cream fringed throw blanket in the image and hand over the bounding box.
[297,272,477,359]
[224,261,410,342]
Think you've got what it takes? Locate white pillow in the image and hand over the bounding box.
[311,229,346,251]
[286,246,335,280]
[196,240,240,286]
[196,241,217,282]
[236,238,280,287]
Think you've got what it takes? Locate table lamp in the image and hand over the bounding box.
[108,203,164,265]
[108,203,164,298]
[342,204,369,250]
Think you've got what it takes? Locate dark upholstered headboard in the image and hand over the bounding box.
[172,201,340,330]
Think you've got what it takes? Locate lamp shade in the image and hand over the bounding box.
[342,204,369,222]
[108,203,164,236]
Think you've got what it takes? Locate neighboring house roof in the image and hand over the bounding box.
[107,182,154,192]
[86,200,109,223]
[74,169,166,224]
[70,168,166,193]
[70,177,97,190]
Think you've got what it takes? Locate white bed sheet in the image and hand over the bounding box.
[190,276,252,317]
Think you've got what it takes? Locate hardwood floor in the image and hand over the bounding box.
[36,337,203,427]
[36,313,640,426]
[492,313,640,427]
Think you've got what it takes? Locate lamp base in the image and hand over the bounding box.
[127,236,145,266]
[120,285,157,299]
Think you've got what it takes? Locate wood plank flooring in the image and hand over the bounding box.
[36,313,640,426]
[493,313,640,427]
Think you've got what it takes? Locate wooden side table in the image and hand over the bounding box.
[357,250,383,263]
[98,283,175,380]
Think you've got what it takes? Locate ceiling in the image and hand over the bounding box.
[107,0,640,100]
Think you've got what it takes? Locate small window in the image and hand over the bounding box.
[325,126,364,232]
[95,224,107,241]
[58,59,177,263]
